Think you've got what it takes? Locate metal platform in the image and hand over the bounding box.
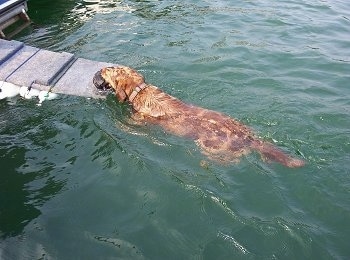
[0,39,116,99]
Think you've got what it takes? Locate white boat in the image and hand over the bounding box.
[0,0,30,39]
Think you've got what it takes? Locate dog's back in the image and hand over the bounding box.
[133,87,304,167]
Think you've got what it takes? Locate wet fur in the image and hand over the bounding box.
[94,66,305,168]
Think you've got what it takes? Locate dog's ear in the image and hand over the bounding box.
[116,89,127,102]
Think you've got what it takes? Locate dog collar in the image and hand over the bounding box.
[129,82,148,102]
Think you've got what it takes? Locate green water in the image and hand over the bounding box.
[1,0,350,259]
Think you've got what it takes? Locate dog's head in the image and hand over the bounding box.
[93,66,145,102]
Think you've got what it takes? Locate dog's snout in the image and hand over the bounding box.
[93,70,111,90]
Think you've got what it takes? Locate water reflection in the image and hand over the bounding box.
[0,144,67,238]
[0,146,40,238]
[0,103,65,238]
[22,0,134,49]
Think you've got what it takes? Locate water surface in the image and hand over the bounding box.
[1,0,350,259]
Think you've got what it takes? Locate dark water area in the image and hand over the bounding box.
[1,0,350,259]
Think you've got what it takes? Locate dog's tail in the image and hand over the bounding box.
[253,141,305,168]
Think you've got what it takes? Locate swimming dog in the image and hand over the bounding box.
[93,66,305,168]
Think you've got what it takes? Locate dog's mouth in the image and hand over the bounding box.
[93,71,112,91]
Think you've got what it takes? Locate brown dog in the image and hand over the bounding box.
[93,66,305,168]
